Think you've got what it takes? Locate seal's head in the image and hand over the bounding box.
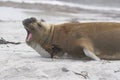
[22,17,51,44]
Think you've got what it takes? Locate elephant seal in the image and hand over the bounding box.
[23,17,120,60]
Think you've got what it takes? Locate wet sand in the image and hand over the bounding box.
[0,1,118,14]
[1,1,120,22]
[0,1,82,13]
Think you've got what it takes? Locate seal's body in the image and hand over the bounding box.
[53,23,120,60]
[23,17,120,60]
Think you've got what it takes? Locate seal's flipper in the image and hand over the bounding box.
[83,48,100,61]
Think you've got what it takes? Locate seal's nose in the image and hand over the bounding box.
[22,17,37,27]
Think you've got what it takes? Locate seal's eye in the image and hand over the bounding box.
[37,23,42,28]
[41,19,45,22]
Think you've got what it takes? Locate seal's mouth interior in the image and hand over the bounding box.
[23,17,37,42]
[26,29,32,42]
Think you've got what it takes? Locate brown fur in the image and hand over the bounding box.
[23,17,120,60]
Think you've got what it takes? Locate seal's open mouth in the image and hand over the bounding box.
[22,17,37,42]
[26,29,32,42]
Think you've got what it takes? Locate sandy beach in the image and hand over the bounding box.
[0,1,120,80]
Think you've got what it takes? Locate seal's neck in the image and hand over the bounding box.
[40,24,55,46]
